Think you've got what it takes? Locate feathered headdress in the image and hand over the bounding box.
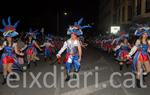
[45,33,52,41]
[134,24,150,37]
[0,16,20,37]
[25,28,39,39]
[67,18,92,36]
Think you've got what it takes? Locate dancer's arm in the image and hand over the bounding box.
[128,40,140,57]
[148,40,150,53]
[40,43,46,47]
[78,42,82,62]
[14,43,24,56]
[80,41,88,48]
[0,41,5,50]
[57,41,67,57]
[20,44,27,51]
[128,43,132,49]
[49,43,55,47]
[34,40,42,51]
[114,43,123,51]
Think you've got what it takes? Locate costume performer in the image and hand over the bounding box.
[0,17,24,85]
[128,25,150,88]
[21,29,42,69]
[41,36,55,62]
[79,36,88,48]
[114,37,131,70]
[56,18,91,81]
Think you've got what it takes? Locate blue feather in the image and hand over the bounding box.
[8,16,11,25]
[134,30,142,36]
[81,25,92,29]
[74,22,78,26]
[13,21,20,28]
[0,29,4,32]
[78,18,84,25]
[2,19,7,27]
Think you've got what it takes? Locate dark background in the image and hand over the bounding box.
[0,0,99,37]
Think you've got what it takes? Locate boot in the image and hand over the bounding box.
[126,64,129,68]
[136,79,141,88]
[142,72,150,83]
[27,64,31,69]
[73,74,77,79]
[2,76,7,85]
[65,75,70,82]
[120,65,123,71]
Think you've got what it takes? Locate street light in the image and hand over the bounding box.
[64,12,68,16]
[57,10,69,36]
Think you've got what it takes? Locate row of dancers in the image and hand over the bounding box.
[0,17,66,85]
[93,24,150,88]
[0,17,91,85]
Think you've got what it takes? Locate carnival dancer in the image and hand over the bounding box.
[40,35,55,62]
[21,29,42,69]
[127,24,150,88]
[114,37,131,71]
[79,36,88,48]
[0,17,24,85]
[56,18,91,81]
[106,35,115,54]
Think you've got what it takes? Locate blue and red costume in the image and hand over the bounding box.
[116,44,130,62]
[132,44,150,72]
[1,45,15,64]
[26,42,37,56]
[57,18,91,78]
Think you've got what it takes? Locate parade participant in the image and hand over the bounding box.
[56,18,91,81]
[21,29,42,69]
[127,25,150,88]
[106,35,115,53]
[40,35,55,62]
[0,17,24,85]
[114,37,131,71]
[79,36,88,48]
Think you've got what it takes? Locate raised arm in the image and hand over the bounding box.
[20,44,27,51]
[33,40,42,51]
[114,43,123,51]
[128,40,140,57]
[40,43,46,48]
[49,43,55,47]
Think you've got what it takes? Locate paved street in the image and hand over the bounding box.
[0,46,150,95]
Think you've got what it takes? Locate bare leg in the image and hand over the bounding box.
[7,63,13,74]
[2,64,8,85]
[27,55,31,69]
[144,61,150,73]
[136,61,142,88]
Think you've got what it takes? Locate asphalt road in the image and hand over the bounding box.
[0,46,150,95]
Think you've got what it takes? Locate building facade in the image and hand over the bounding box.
[99,0,150,34]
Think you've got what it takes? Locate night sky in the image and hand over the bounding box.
[0,0,99,36]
